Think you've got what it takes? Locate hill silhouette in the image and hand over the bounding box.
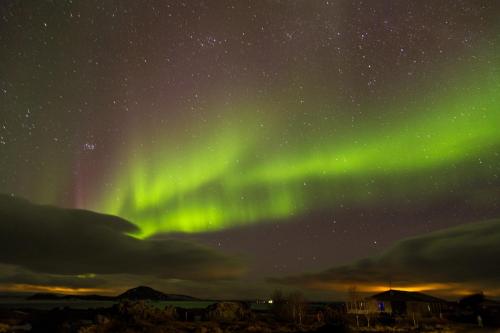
[27,286,199,301]
[117,286,199,301]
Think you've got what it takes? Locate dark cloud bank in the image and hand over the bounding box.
[274,219,500,292]
[0,195,243,284]
[2,193,499,298]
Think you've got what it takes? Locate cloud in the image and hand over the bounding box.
[272,219,500,294]
[0,195,244,281]
[0,264,107,290]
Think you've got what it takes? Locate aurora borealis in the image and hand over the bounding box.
[1,0,500,299]
[99,59,500,237]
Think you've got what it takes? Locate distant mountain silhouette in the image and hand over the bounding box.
[27,293,63,300]
[27,286,199,301]
[27,293,115,301]
[117,286,198,301]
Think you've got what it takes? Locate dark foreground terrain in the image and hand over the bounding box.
[0,300,498,333]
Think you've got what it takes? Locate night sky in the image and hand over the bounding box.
[1,0,500,299]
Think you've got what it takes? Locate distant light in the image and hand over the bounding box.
[268,299,273,304]
[83,142,96,151]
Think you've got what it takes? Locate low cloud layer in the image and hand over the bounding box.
[273,219,500,294]
[0,264,107,290]
[0,195,243,282]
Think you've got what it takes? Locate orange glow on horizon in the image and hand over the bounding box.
[0,283,116,295]
[305,281,500,298]
[306,281,452,293]
[362,283,452,293]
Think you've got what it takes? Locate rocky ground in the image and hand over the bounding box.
[0,301,497,333]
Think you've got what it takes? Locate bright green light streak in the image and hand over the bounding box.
[97,59,500,238]
[237,80,499,186]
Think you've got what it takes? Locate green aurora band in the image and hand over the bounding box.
[95,57,500,238]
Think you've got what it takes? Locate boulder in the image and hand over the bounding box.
[116,300,177,322]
